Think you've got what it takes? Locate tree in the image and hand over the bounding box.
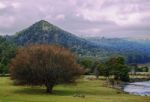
[142,66,149,72]
[0,36,16,75]
[79,58,93,74]
[97,63,111,81]
[94,67,100,79]
[79,59,93,69]
[106,57,130,82]
[9,45,83,93]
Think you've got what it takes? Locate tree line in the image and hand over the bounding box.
[79,57,130,82]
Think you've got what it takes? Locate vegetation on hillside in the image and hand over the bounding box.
[2,20,150,64]
[88,37,150,64]
[13,20,98,56]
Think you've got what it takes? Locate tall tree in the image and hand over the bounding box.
[9,45,83,93]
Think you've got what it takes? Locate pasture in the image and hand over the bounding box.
[0,77,149,102]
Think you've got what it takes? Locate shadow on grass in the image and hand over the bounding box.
[13,87,77,96]
[13,87,119,96]
[13,82,120,96]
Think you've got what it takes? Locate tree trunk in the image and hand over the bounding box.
[96,75,99,79]
[46,84,53,93]
[106,77,110,86]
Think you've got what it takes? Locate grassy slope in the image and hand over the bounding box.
[0,77,149,102]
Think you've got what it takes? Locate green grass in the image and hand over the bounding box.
[0,77,149,102]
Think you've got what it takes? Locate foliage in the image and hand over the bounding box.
[79,59,93,69]
[97,63,110,79]
[106,57,130,82]
[9,45,83,93]
[95,57,130,82]
[136,66,149,72]
[0,36,17,74]
[78,58,94,74]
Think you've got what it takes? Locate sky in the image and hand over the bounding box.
[0,0,150,38]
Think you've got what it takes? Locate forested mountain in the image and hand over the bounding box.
[87,37,150,63]
[3,20,150,64]
[12,20,101,55]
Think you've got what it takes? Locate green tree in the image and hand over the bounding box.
[0,36,16,74]
[79,58,93,74]
[106,57,130,82]
[80,59,93,69]
[97,63,111,81]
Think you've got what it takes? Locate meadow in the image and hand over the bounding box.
[0,77,150,102]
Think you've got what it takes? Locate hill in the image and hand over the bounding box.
[87,37,150,63]
[12,20,100,55]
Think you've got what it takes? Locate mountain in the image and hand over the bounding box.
[6,20,150,64]
[12,20,100,55]
[87,37,150,63]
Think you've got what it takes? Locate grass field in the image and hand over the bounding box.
[0,77,150,102]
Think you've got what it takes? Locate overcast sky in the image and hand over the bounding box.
[0,0,150,38]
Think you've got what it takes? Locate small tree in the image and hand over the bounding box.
[9,45,83,93]
[79,58,93,74]
[106,57,130,82]
[97,63,111,82]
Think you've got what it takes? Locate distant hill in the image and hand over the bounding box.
[87,37,150,63]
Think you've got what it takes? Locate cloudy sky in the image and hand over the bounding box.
[0,0,150,38]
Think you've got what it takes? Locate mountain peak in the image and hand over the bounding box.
[31,20,59,31]
[36,20,50,25]
[14,20,91,47]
